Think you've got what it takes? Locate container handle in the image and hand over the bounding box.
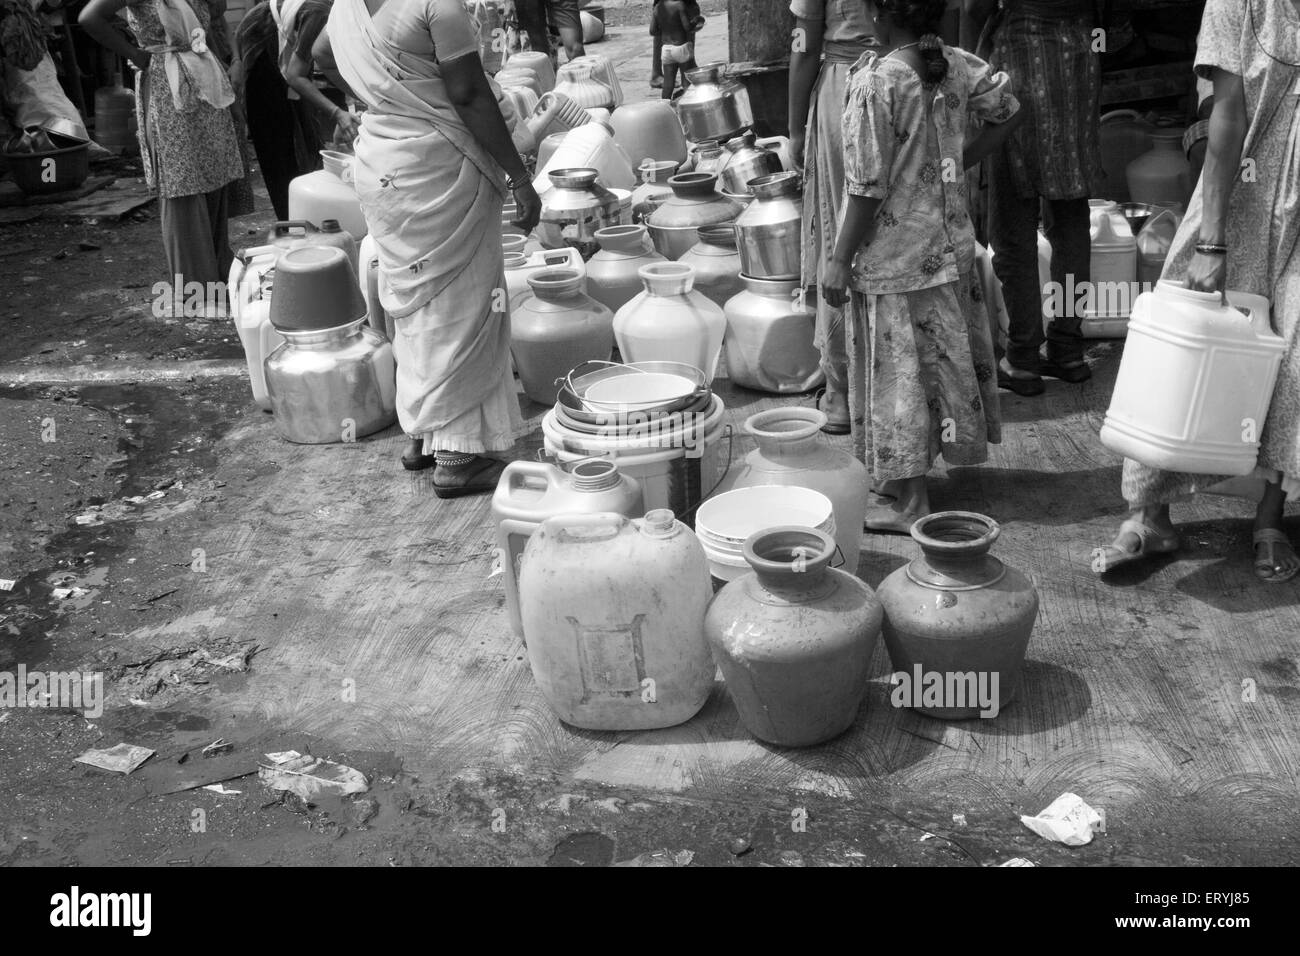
[677,423,734,521]
[1225,289,1274,338]
[272,220,318,238]
[1100,109,1141,123]
[543,511,627,542]
[500,459,558,494]
[226,258,245,323]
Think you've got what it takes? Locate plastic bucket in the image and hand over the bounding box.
[696,486,834,544]
[541,394,729,515]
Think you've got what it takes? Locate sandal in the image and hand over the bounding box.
[1092,517,1181,573]
[1040,359,1092,383]
[432,457,506,499]
[1252,528,1300,583]
[402,451,438,471]
[997,367,1045,396]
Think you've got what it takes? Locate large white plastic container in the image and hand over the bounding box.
[288,150,368,240]
[504,247,587,307]
[541,393,730,515]
[517,509,714,730]
[1083,200,1138,338]
[532,123,636,194]
[228,246,285,410]
[1100,282,1282,474]
[356,234,393,341]
[493,460,643,639]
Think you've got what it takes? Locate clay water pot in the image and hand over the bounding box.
[876,512,1038,720]
[705,527,882,746]
[646,172,742,260]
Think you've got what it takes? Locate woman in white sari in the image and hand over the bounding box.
[315,0,541,496]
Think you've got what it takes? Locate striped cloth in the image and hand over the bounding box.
[986,9,1102,200]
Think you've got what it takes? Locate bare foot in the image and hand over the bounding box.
[1253,527,1300,583]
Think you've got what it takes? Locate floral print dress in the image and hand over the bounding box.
[126,0,243,199]
[840,47,1019,480]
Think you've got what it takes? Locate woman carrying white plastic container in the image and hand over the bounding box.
[1094,0,1300,581]
[313,0,541,496]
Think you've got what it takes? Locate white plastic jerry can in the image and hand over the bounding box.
[517,509,715,730]
[504,247,588,308]
[492,459,643,639]
[1100,281,1282,475]
[229,245,286,411]
[357,234,394,341]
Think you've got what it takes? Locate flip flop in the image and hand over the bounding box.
[433,457,506,499]
[864,504,926,535]
[1092,517,1181,573]
[1040,359,1092,383]
[1252,528,1299,583]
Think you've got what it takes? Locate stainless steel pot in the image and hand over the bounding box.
[538,167,622,259]
[265,318,398,444]
[733,171,802,280]
[676,63,753,144]
[718,132,782,195]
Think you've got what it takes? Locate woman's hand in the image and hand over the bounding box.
[129,48,152,73]
[821,256,852,308]
[789,133,805,171]
[511,181,542,234]
[228,59,246,97]
[1185,250,1226,296]
[333,107,361,142]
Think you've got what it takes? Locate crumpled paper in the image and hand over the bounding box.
[1020,792,1103,847]
[75,743,155,774]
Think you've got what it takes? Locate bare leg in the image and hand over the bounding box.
[662,61,678,100]
[864,475,930,534]
[651,34,663,87]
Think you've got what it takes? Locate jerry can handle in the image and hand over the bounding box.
[1100,109,1142,123]
[272,220,317,238]
[500,459,558,493]
[1225,290,1274,337]
[542,511,626,542]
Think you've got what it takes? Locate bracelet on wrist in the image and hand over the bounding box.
[506,173,529,192]
[1195,242,1227,256]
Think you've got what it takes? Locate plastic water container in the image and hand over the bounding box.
[532,123,636,194]
[228,246,286,410]
[1084,200,1137,338]
[289,150,368,240]
[695,486,837,581]
[518,509,714,730]
[505,247,587,307]
[493,459,643,638]
[1100,281,1282,475]
[93,75,136,154]
[356,234,393,341]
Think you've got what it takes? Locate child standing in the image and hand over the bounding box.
[820,0,1023,533]
[651,0,703,99]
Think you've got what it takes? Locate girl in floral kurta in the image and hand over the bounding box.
[1095,0,1300,582]
[820,0,1021,533]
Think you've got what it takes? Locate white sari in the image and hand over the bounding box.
[327,0,524,453]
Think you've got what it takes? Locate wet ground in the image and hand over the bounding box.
[3,5,1299,868]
